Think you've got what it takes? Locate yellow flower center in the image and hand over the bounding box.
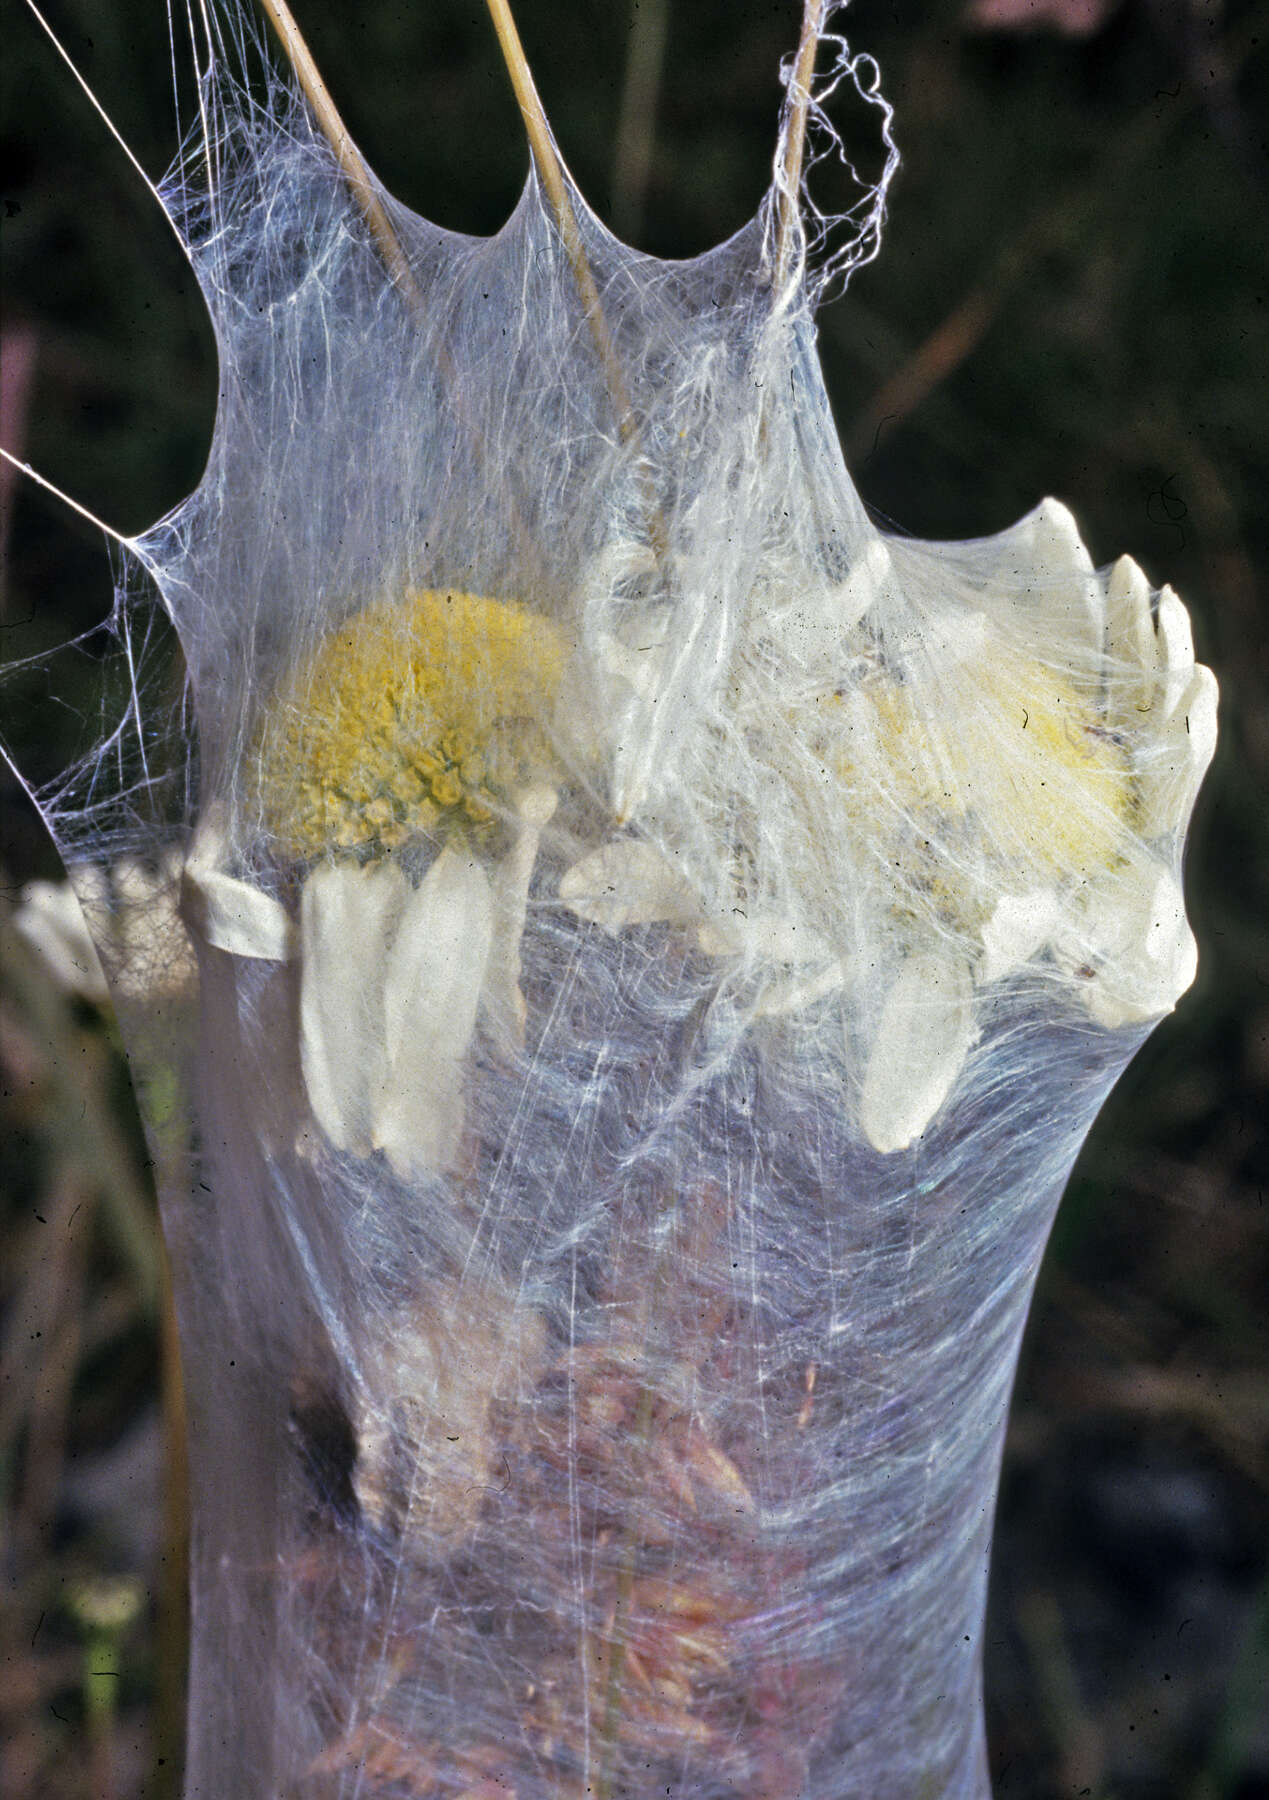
[254,588,570,860]
[829,650,1132,886]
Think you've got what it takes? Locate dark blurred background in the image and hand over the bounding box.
[1,1,1266,1795]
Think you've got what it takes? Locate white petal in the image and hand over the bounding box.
[300,860,404,1156]
[514,784,560,830]
[978,888,1063,986]
[985,496,1103,666]
[767,538,892,667]
[832,537,893,634]
[696,913,831,965]
[373,849,494,1177]
[183,804,294,960]
[1060,860,1199,1028]
[184,866,294,960]
[1141,876,1198,987]
[13,879,109,1001]
[883,548,988,673]
[1090,870,1198,1028]
[1106,555,1159,713]
[752,960,846,1018]
[558,840,701,933]
[911,604,988,670]
[859,950,977,1154]
[1155,585,1197,718]
[1136,663,1218,842]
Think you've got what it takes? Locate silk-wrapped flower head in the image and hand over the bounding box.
[131,0,908,1183]
[560,494,1216,1150]
[212,585,568,1173]
[0,1,1219,1794]
[38,0,1211,1170]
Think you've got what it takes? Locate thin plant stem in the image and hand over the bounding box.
[483,0,671,579]
[256,0,552,583]
[775,0,826,291]
[482,0,639,442]
[257,0,417,299]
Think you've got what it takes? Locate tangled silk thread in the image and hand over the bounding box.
[4,2,1217,1796]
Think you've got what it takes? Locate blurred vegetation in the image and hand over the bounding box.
[1,0,1266,1795]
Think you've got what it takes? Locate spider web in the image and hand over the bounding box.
[0,3,1214,1796]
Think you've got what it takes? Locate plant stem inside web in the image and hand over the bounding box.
[775,0,827,291]
[482,0,641,445]
[257,0,418,299]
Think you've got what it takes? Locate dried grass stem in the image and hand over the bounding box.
[776,0,827,289]
[258,0,417,298]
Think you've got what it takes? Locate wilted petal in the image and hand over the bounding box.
[373,848,494,1177]
[300,859,404,1156]
[978,888,1063,986]
[559,840,701,933]
[355,1287,547,1547]
[1063,861,1198,1029]
[609,564,735,824]
[752,960,846,1018]
[984,496,1103,666]
[183,805,294,961]
[13,877,109,1001]
[112,852,199,1000]
[1106,555,1159,713]
[597,616,670,701]
[859,950,977,1153]
[1137,663,1219,843]
[1156,585,1196,718]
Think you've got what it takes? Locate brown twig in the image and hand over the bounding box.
[483,0,672,583]
[483,0,640,444]
[257,0,417,299]
[850,284,1001,464]
[775,0,827,291]
[257,0,553,583]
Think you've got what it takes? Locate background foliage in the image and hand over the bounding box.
[1,0,1266,1794]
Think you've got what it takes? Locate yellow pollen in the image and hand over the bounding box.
[829,650,1132,884]
[254,588,570,860]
